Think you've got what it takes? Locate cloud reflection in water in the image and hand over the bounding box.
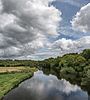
[3,71,88,100]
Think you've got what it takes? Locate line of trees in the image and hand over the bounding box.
[0,49,90,94]
[37,49,90,94]
[0,60,38,67]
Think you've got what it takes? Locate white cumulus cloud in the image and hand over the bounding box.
[71,3,90,33]
[0,0,62,58]
[50,36,90,54]
[25,36,90,60]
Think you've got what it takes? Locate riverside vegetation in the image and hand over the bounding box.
[0,49,90,98]
[0,67,37,98]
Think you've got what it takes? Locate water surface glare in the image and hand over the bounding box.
[3,71,88,100]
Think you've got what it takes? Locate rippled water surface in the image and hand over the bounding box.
[3,71,89,100]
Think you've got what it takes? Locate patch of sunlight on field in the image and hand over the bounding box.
[0,67,36,73]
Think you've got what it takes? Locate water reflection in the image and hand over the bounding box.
[3,71,88,100]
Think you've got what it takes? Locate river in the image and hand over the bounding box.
[3,71,89,100]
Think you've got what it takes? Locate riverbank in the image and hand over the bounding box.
[0,67,37,99]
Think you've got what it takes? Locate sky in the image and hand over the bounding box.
[0,0,90,60]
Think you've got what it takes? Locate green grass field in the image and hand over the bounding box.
[0,67,37,98]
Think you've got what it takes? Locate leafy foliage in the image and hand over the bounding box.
[0,49,90,94]
[81,49,90,60]
[37,49,90,94]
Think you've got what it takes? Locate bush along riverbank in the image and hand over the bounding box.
[37,49,90,95]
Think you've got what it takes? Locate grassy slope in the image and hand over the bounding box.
[0,67,37,98]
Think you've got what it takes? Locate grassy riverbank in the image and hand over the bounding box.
[0,67,37,98]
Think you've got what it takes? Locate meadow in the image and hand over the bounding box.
[0,67,37,98]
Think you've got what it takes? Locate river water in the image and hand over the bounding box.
[3,71,89,100]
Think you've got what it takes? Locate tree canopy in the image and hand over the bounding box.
[0,49,90,94]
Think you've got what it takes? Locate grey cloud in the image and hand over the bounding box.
[0,34,49,59]
[16,36,90,60]
[0,34,18,49]
[2,0,61,36]
[0,0,61,58]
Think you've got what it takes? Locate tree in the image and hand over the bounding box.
[60,67,77,84]
[81,67,90,94]
[59,54,86,69]
[81,49,90,60]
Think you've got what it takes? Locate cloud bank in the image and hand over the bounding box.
[17,35,90,60]
[0,0,61,58]
[51,36,90,51]
[38,36,90,59]
[3,71,88,100]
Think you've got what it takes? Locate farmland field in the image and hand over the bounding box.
[0,67,36,73]
[0,67,37,98]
